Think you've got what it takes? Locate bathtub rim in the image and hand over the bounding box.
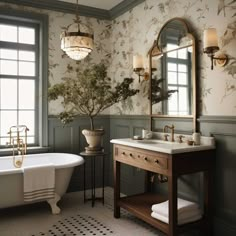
[0,152,84,175]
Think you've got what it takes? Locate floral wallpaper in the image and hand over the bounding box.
[109,0,236,116]
[0,0,235,116]
[0,2,112,116]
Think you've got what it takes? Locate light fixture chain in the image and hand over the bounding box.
[76,0,80,32]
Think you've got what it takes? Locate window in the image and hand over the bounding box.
[164,43,192,115]
[0,11,48,148]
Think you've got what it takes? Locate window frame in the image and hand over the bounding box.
[0,8,48,148]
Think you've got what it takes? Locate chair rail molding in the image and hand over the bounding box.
[198,116,236,124]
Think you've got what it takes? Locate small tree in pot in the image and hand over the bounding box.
[48,63,139,153]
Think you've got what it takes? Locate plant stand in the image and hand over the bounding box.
[80,151,106,207]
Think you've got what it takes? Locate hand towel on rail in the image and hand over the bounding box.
[23,164,55,202]
[151,198,199,218]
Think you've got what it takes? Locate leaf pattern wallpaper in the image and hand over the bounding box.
[0,0,235,116]
[109,0,236,116]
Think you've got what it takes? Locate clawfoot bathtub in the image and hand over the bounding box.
[0,153,84,214]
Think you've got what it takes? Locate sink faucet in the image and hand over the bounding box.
[163,124,175,142]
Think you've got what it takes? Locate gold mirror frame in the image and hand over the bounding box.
[149,18,196,132]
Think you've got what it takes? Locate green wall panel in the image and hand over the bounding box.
[48,115,236,235]
[48,115,111,192]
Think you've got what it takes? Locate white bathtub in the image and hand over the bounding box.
[0,153,84,214]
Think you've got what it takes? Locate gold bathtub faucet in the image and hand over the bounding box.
[163,124,175,142]
[6,125,29,168]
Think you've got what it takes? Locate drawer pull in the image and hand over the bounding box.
[129,153,133,157]
[155,159,159,164]
[144,157,148,161]
[122,152,126,155]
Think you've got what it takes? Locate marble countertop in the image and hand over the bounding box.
[110,138,215,154]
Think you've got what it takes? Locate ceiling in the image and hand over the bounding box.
[3,0,145,20]
[57,0,124,10]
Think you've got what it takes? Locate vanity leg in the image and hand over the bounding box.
[145,171,153,192]
[114,160,120,218]
[168,174,178,236]
[203,169,213,236]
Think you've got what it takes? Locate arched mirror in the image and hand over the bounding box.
[149,18,196,132]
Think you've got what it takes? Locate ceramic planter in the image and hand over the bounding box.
[82,129,105,153]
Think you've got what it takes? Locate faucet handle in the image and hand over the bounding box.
[163,134,169,141]
[177,135,185,143]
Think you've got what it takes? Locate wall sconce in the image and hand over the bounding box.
[203,28,228,70]
[133,55,157,82]
[133,55,148,82]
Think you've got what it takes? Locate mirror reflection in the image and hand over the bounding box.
[150,18,195,117]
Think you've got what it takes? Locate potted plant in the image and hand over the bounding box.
[48,63,139,153]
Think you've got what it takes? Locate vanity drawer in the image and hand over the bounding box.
[114,145,168,173]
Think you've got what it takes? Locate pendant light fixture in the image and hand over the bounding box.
[60,0,94,60]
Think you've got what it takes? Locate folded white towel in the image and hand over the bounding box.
[23,164,55,202]
[151,210,202,225]
[152,198,199,218]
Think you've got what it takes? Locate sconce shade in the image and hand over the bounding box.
[203,28,219,54]
[133,55,144,69]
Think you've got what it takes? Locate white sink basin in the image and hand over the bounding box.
[110,138,215,154]
[134,139,162,144]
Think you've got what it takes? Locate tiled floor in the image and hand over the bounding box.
[0,187,164,236]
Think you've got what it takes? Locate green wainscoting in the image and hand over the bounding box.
[199,116,236,236]
[109,115,149,195]
[48,115,111,192]
[48,115,236,236]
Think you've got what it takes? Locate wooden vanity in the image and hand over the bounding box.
[111,139,215,236]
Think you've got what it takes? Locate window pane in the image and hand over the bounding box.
[0,60,17,75]
[19,111,34,136]
[0,24,17,43]
[179,87,188,113]
[19,61,35,76]
[19,51,35,61]
[167,44,178,51]
[178,64,187,72]
[168,86,178,113]
[0,49,17,60]
[167,44,177,58]
[179,111,188,115]
[19,27,35,45]
[187,46,193,53]
[27,136,35,144]
[1,111,17,137]
[178,73,187,85]
[0,137,9,146]
[167,50,177,58]
[1,79,17,109]
[168,72,177,84]
[19,80,35,109]
[178,48,187,59]
[168,63,177,72]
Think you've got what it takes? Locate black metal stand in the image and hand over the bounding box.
[80,151,106,207]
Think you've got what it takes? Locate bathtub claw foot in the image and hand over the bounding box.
[47,193,61,215]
